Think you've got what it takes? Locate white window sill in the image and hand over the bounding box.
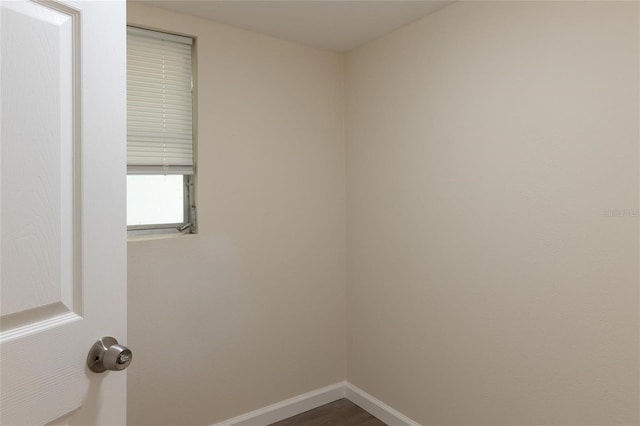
[127,229,196,242]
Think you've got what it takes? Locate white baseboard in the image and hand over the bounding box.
[212,382,346,426]
[345,382,420,426]
[211,381,419,426]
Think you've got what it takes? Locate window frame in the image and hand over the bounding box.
[126,25,197,236]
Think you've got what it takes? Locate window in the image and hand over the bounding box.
[127,26,196,234]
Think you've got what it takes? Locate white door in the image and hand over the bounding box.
[0,0,127,424]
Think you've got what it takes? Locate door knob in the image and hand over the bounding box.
[87,336,132,373]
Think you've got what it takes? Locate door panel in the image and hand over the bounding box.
[0,1,127,424]
[1,0,78,327]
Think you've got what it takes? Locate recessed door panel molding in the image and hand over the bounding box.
[0,0,82,338]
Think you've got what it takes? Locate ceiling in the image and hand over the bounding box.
[132,1,453,52]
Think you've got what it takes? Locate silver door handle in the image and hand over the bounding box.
[87,336,132,373]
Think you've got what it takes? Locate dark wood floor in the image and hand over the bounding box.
[269,398,387,426]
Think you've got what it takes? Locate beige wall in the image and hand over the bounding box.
[128,2,639,425]
[127,4,346,425]
[346,1,639,425]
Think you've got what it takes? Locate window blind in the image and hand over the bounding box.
[127,27,194,175]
